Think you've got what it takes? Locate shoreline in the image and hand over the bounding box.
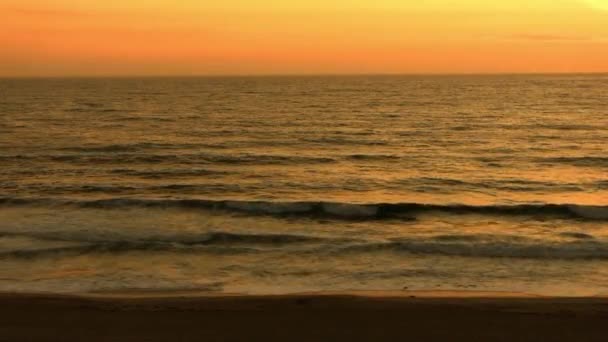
[2,291,607,341]
[1,289,563,298]
[4,288,605,299]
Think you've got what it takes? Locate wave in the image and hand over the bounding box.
[0,231,339,259]
[0,231,329,247]
[109,168,231,179]
[346,154,401,161]
[538,156,608,168]
[0,153,337,166]
[340,238,608,259]
[57,143,197,153]
[0,242,262,259]
[0,231,328,246]
[2,231,608,260]
[1,197,607,220]
[300,137,389,146]
[393,177,585,192]
[559,232,595,240]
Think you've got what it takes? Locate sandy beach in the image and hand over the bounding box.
[1,291,607,342]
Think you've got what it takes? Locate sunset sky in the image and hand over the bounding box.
[2,0,608,76]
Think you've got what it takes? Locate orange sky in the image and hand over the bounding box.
[2,0,608,76]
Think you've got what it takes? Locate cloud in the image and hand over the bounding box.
[476,33,607,43]
[475,33,608,44]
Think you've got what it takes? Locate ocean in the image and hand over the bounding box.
[1,74,607,296]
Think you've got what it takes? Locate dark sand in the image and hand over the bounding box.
[1,291,607,342]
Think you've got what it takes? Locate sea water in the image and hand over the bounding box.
[1,74,607,295]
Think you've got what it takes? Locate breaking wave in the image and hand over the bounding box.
[0,231,337,259]
[1,197,607,220]
[2,231,608,260]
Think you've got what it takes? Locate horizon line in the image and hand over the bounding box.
[2,71,608,80]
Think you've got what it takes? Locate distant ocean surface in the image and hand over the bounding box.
[1,75,608,296]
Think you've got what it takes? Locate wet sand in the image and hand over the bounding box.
[1,291,607,342]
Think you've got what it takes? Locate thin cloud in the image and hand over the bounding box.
[509,34,593,41]
[477,33,606,42]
